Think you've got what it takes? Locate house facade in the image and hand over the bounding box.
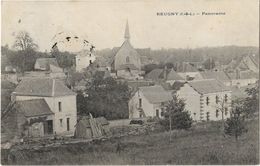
[129,85,172,119]
[11,78,77,137]
[75,49,96,72]
[176,79,232,121]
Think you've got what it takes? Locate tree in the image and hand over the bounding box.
[243,84,259,117]
[77,72,130,120]
[51,47,75,69]
[215,96,230,135]
[161,94,192,130]
[12,31,38,72]
[224,107,247,141]
[12,31,38,51]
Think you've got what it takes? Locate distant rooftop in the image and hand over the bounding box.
[139,85,172,103]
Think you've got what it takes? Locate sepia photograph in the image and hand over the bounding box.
[1,0,259,165]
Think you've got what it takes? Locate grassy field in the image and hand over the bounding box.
[2,118,259,165]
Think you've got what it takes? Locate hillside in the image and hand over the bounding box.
[2,118,258,165]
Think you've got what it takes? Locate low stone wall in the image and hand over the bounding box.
[110,122,165,137]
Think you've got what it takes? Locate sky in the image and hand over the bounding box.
[1,0,259,52]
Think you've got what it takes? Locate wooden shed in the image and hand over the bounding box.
[74,116,111,139]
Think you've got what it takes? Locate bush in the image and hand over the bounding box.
[160,111,192,130]
[130,120,144,125]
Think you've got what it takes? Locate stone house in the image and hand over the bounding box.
[10,78,77,137]
[176,79,232,122]
[129,85,172,119]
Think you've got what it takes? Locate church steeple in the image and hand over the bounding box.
[124,20,130,41]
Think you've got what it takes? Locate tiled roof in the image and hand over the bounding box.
[188,79,231,94]
[200,71,230,81]
[14,99,54,117]
[139,85,172,103]
[13,78,76,97]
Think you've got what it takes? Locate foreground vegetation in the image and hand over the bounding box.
[2,118,258,165]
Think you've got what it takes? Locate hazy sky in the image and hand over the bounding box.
[2,0,259,52]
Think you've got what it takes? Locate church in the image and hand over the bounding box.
[112,21,144,80]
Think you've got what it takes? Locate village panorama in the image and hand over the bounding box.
[1,1,259,165]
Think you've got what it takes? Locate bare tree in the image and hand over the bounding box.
[215,95,230,136]
[12,31,38,51]
[12,31,38,72]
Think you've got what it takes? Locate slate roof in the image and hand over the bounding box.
[35,58,60,70]
[139,85,172,103]
[167,69,185,81]
[14,99,54,117]
[145,68,184,81]
[13,78,76,97]
[145,69,164,80]
[200,71,230,82]
[188,79,231,94]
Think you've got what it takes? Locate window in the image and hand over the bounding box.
[206,112,210,121]
[139,98,142,108]
[156,109,159,117]
[225,107,228,115]
[216,109,219,118]
[194,113,196,116]
[206,97,210,105]
[126,56,130,63]
[89,60,92,64]
[58,102,62,112]
[224,94,228,103]
[67,118,70,131]
[216,96,219,104]
[59,119,63,127]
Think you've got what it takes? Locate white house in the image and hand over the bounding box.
[129,85,172,119]
[176,79,232,121]
[11,78,77,136]
[75,49,96,72]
